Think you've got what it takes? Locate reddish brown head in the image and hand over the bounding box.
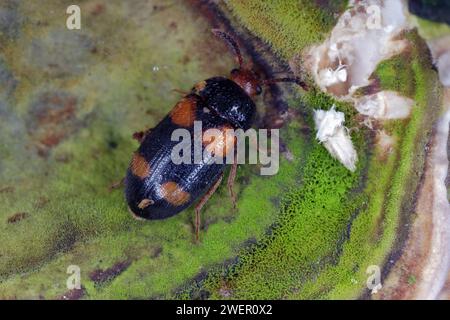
[230,68,262,97]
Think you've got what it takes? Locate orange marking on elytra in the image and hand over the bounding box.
[138,198,154,209]
[130,152,150,179]
[170,96,197,127]
[160,181,190,207]
[202,125,235,158]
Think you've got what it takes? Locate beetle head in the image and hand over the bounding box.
[230,68,262,97]
[212,29,309,96]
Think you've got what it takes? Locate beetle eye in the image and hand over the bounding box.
[231,68,239,75]
[255,85,262,95]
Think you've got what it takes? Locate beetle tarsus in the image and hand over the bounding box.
[132,131,145,143]
[108,178,124,192]
[227,153,238,209]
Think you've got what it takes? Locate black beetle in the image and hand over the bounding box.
[124,30,308,241]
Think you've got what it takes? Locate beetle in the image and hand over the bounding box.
[124,29,308,241]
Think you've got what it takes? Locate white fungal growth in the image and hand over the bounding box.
[318,63,348,87]
[314,106,358,171]
[437,51,450,87]
[355,91,414,119]
[307,0,410,97]
[426,35,450,88]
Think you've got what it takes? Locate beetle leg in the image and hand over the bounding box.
[227,152,238,209]
[172,88,189,96]
[108,177,124,192]
[132,128,152,143]
[194,173,224,242]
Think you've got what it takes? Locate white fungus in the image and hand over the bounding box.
[314,106,358,171]
[307,0,410,97]
[302,0,418,165]
[355,91,414,119]
[437,51,450,87]
[427,35,450,88]
[318,63,348,87]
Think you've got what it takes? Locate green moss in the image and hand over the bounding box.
[372,52,416,98]
[408,275,416,285]
[225,0,348,59]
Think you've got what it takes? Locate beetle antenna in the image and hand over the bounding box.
[263,77,309,91]
[211,29,243,69]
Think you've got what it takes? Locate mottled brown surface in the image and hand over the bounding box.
[89,260,132,285]
[58,287,85,300]
[7,212,28,224]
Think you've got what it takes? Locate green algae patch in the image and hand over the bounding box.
[369,51,417,99]
[0,0,442,300]
[225,0,348,59]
